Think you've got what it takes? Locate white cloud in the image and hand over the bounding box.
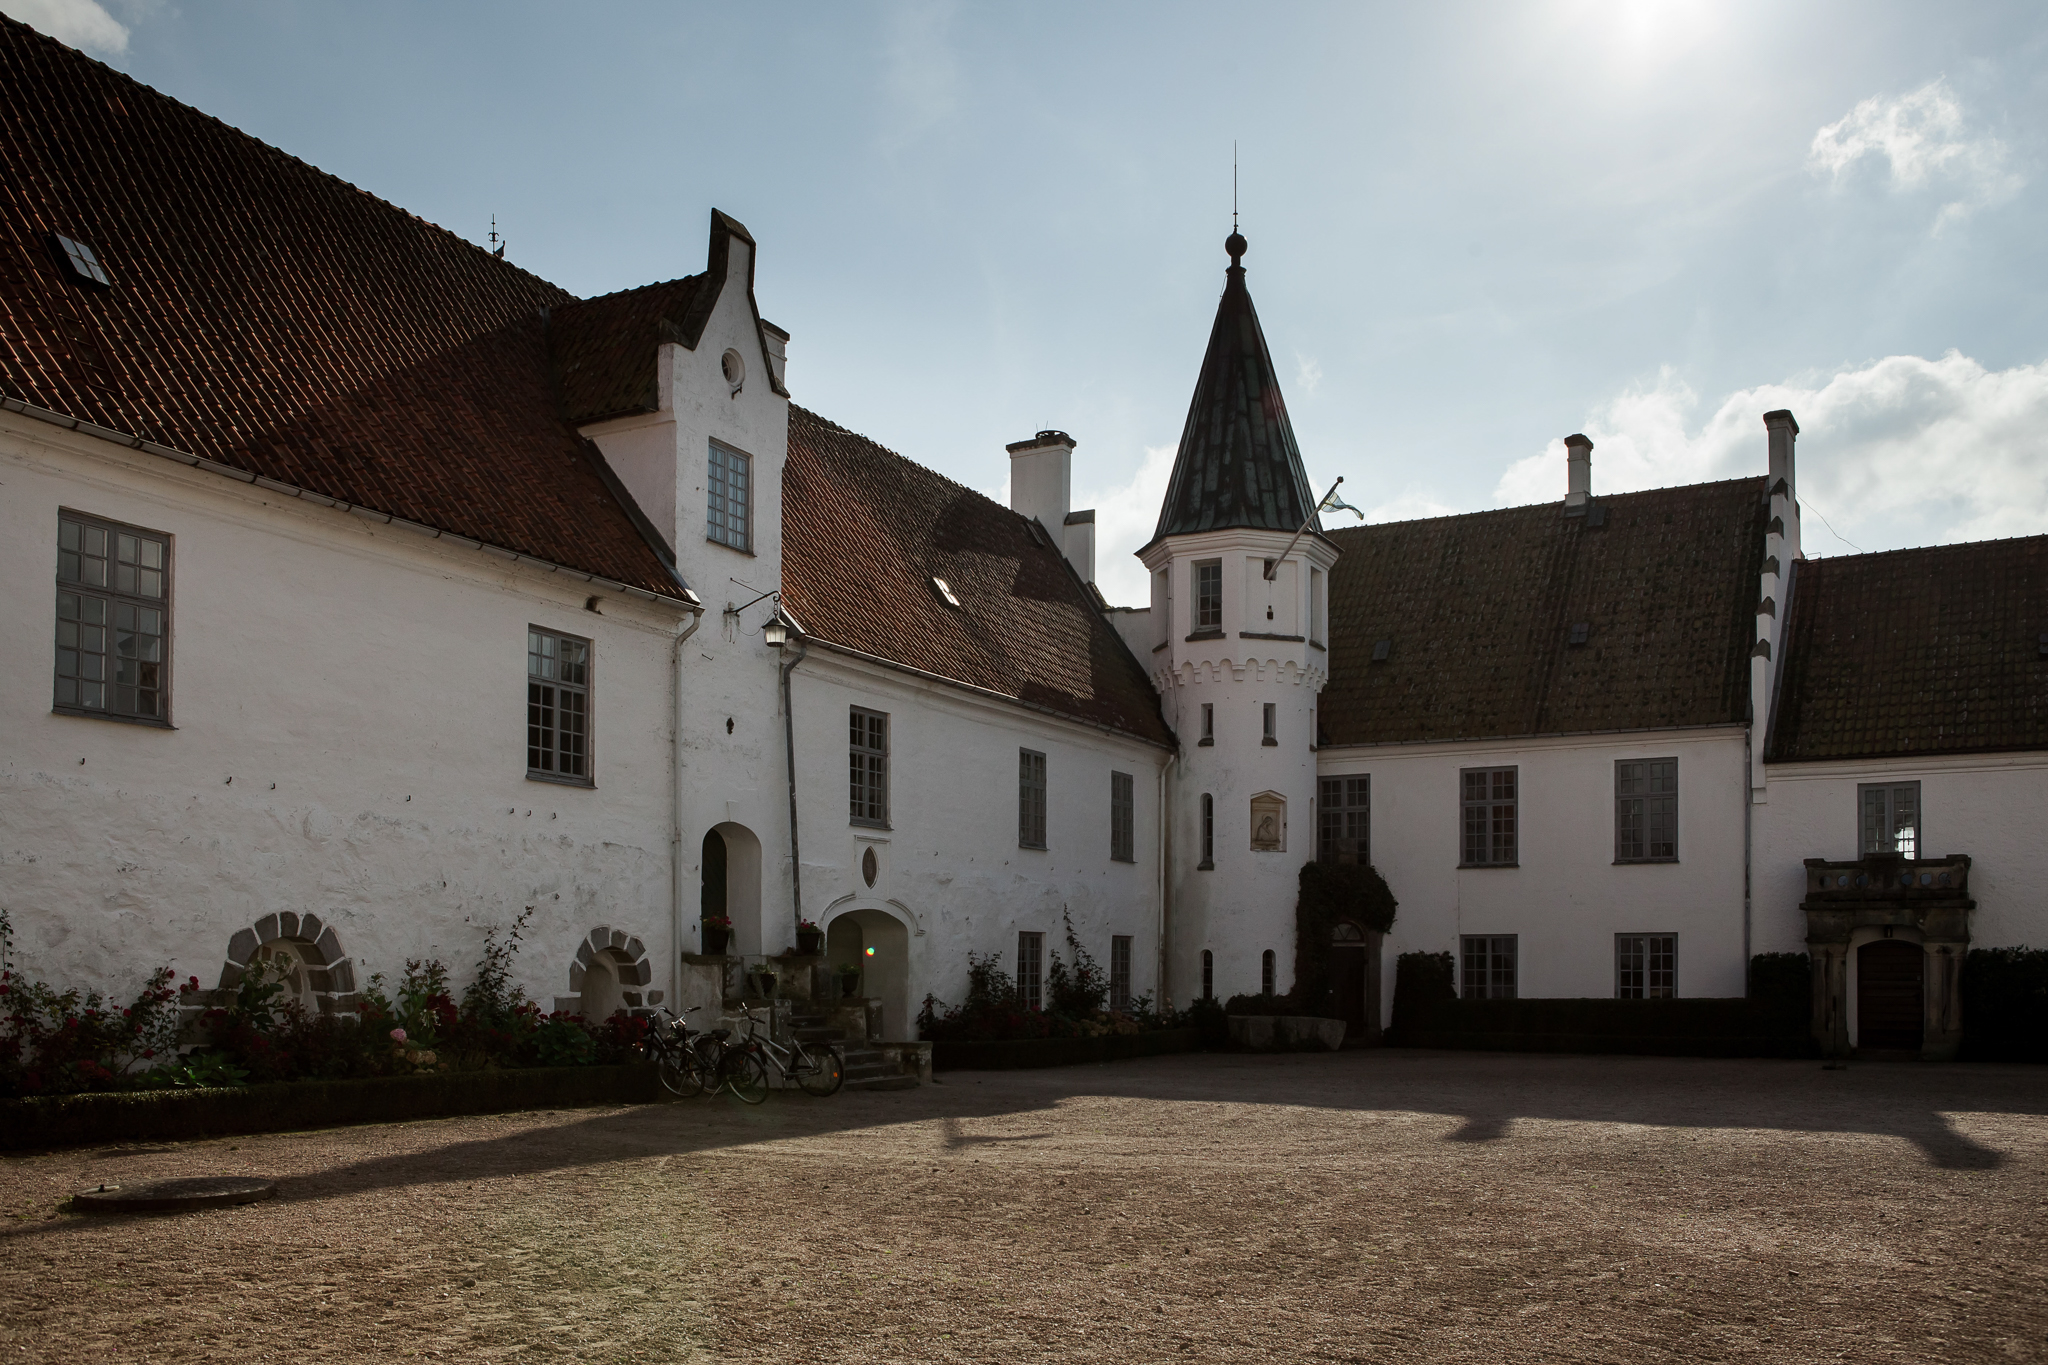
[1494,352,2048,556]
[1809,78,2020,229]
[1078,442,1177,608]
[1,0,129,53]
[1294,352,1323,395]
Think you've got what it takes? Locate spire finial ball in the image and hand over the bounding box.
[1225,231,1247,265]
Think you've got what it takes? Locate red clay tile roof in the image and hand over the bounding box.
[0,17,687,601]
[1319,479,1768,745]
[1767,537,2048,762]
[781,407,1174,746]
[551,277,706,426]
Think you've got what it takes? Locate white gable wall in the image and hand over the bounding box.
[0,412,691,1006]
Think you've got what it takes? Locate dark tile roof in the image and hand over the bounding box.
[1318,479,1768,746]
[1148,236,1320,550]
[0,17,687,600]
[551,276,705,426]
[1767,537,2048,762]
[781,407,1174,747]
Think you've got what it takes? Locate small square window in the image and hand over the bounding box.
[1461,935,1517,999]
[1616,934,1676,999]
[51,233,112,288]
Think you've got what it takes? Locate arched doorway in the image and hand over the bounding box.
[1858,939,1925,1051]
[567,927,653,1019]
[700,822,764,955]
[824,906,911,1039]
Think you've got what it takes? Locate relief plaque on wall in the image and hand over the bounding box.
[1249,791,1286,852]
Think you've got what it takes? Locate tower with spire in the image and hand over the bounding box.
[1140,229,1338,1006]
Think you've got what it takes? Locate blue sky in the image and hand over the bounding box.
[12,0,2048,605]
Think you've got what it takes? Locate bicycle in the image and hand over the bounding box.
[736,1002,843,1097]
[689,1013,769,1104]
[645,1006,709,1098]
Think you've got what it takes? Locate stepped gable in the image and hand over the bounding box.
[1318,478,1768,746]
[0,17,687,600]
[1768,536,2048,763]
[781,407,1173,746]
[1147,232,1321,549]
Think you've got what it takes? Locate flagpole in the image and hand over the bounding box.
[1265,476,1346,580]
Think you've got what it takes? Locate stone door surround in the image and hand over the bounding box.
[1801,853,1972,1061]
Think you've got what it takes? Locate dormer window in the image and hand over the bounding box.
[51,234,111,288]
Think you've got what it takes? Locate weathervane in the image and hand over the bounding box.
[489,215,506,260]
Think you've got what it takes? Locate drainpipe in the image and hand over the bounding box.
[670,610,703,1007]
[779,628,809,937]
[1158,749,1177,1011]
[1742,728,1754,995]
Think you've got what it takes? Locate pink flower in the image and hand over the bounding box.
[390,1028,407,1042]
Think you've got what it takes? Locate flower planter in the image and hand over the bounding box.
[1227,1015,1348,1052]
[796,929,823,955]
[750,972,779,999]
[700,924,730,955]
[837,977,862,999]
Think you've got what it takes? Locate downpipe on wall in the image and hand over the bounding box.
[1158,749,1177,1011]
[779,628,809,938]
[670,609,703,1009]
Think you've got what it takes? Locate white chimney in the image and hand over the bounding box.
[1763,409,1800,565]
[1007,429,1074,536]
[1564,433,1593,511]
[1063,509,1096,585]
[759,320,788,390]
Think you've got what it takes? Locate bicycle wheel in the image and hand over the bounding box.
[795,1046,844,1097]
[656,1043,705,1098]
[724,1047,769,1104]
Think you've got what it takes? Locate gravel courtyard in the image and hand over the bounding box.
[2,1050,2044,1364]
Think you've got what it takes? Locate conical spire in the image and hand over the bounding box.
[1148,232,1320,547]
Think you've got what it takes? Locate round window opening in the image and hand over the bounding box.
[721,349,745,389]
[862,846,878,887]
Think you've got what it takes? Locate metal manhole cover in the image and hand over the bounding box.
[71,1176,277,1214]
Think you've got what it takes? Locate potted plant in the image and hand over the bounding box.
[700,915,732,956]
[835,961,862,999]
[750,964,779,999]
[795,918,823,955]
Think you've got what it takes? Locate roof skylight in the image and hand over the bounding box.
[51,233,111,288]
[931,577,961,608]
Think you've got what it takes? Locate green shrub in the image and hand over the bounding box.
[0,908,184,1097]
[1389,950,1456,1039]
[1290,862,1397,1016]
[1960,947,2048,1063]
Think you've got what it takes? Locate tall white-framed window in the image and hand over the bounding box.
[1460,766,1517,867]
[1318,776,1370,864]
[1860,782,1920,858]
[1193,559,1222,632]
[1615,758,1678,863]
[707,440,752,552]
[1017,931,1044,1011]
[1615,934,1676,999]
[1110,935,1132,1011]
[1110,770,1135,862]
[850,707,889,827]
[1199,702,1214,746]
[1262,702,1277,745]
[1460,935,1517,999]
[55,510,171,723]
[527,627,591,784]
[1018,749,1048,849]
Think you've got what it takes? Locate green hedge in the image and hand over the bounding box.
[932,1028,1202,1071]
[1960,948,2048,1062]
[1386,950,1815,1058]
[0,1063,662,1152]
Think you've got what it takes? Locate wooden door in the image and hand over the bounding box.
[1857,939,1924,1051]
[1331,946,1367,1033]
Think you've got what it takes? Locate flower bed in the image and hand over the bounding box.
[918,913,1186,1047]
[0,1063,662,1151]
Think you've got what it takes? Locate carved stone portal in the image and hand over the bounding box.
[1249,791,1286,852]
[1800,853,1973,1062]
